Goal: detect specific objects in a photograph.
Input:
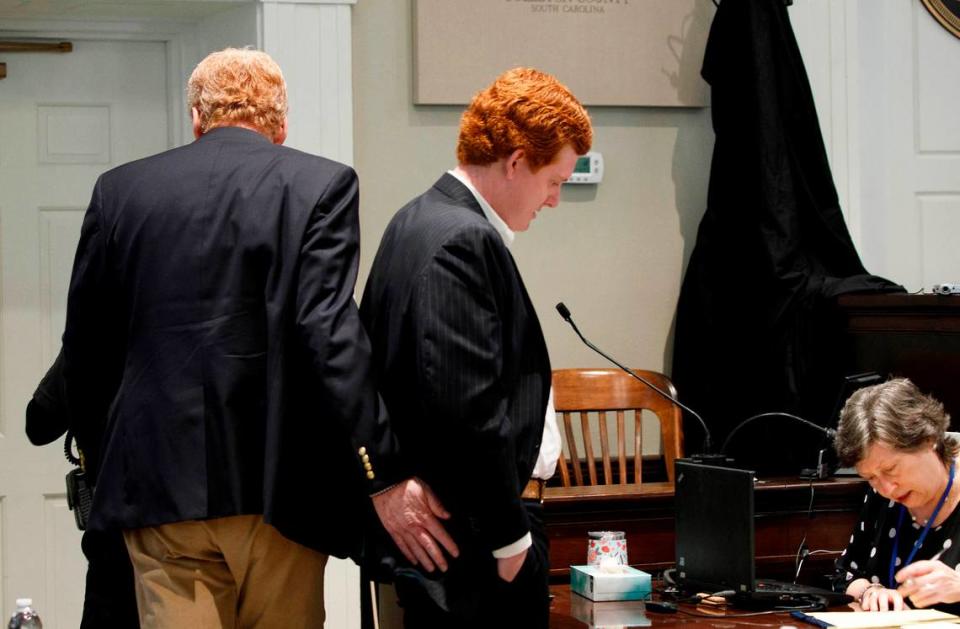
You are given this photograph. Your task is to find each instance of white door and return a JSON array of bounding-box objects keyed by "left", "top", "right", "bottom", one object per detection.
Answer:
[
  {"left": 0, "top": 38, "right": 169, "bottom": 627},
  {"left": 856, "top": 0, "right": 960, "bottom": 290}
]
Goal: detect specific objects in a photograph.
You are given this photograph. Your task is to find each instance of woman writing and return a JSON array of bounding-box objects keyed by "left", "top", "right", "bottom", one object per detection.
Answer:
[{"left": 834, "top": 378, "right": 960, "bottom": 612}]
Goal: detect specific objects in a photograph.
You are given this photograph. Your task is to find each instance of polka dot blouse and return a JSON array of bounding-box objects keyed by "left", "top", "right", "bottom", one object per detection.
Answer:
[{"left": 833, "top": 487, "right": 960, "bottom": 613}]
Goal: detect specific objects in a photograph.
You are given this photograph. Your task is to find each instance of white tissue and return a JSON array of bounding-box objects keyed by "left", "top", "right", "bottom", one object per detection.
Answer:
[{"left": 599, "top": 556, "right": 626, "bottom": 574}]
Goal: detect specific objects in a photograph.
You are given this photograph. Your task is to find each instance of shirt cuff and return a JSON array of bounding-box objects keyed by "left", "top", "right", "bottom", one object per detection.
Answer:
[{"left": 492, "top": 531, "right": 532, "bottom": 559}]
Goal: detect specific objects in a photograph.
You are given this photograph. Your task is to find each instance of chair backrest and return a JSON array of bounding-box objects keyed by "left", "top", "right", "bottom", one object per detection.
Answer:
[{"left": 552, "top": 368, "right": 684, "bottom": 486}]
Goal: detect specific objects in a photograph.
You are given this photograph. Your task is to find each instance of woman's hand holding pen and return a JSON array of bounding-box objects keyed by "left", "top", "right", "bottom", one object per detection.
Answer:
[{"left": 896, "top": 550, "right": 960, "bottom": 608}]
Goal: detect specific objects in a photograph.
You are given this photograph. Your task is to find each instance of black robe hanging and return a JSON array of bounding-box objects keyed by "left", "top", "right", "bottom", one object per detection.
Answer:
[{"left": 672, "top": 0, "right": 903, "bottom": 473}]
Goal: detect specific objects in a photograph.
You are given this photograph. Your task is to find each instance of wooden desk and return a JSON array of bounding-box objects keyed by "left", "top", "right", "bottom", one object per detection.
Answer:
[
  {"left": 838, "top": 293, "right": 960, "bottom": 420},
  {"left": 549, "top": 585, "right": 814, "bottom": 628},
  {"left": 543, "top": 476, "right": 866, "bottom": 585}
]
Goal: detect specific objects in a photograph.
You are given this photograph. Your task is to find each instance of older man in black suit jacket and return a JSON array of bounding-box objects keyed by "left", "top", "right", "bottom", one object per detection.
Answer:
[
  {"left": 360, "top": 68, "right": 593, "bottom": 628},
  {"left": 61, "top": 48, "right": 453, "bottom": 628}
]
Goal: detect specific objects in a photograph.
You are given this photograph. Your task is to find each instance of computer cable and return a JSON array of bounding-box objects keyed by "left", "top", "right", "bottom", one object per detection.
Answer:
[
  {"left": 646, "top": 594, "right": 825, "bottom": 619},
  {"left": 660, "top": 567, "right": 677, "bottom": 586},
  {"left": 654, "top": 570, "right": 736, "bottom": 605},
  {"left": 793, "top": 477, "right": 817, "bottom": 582},
  {"left": 653, "top": 574, "right": 828, "bottom": 616},
  {"left": 644, "top": 600, "right": 678, "bottom": 613},
  {"left": 791, "top": 478, "right": 844, "bottom": 583},
  {"left": 652, "top": 569, "right": 698, "bottom": 604},
  {"left": 672, "top": 599, "right": 826, "bottom": 619}
]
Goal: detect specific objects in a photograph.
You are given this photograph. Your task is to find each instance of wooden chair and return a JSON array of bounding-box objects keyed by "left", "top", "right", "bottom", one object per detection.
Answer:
[{"left": 552, "top": 368, "right": 684, "bottom": 486}]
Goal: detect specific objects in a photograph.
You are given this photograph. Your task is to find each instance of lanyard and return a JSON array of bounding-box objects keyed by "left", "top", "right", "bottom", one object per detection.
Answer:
[{"left": 887, "top": 461, "right": 955, "bottom": 587}]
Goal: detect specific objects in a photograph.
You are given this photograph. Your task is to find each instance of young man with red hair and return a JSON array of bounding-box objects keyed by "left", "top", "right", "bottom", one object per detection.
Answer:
[{"left": 360, "top": 67, "right": 592, "bottom": 628}]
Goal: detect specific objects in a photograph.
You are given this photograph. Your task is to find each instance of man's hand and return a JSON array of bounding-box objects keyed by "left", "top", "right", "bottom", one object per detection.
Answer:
[
  {"left": 897, "top": 559, "right": 960, "bottom": 608},
  {"left": 497, "top": 547, "right": 528, "bottom": 583},
  {"left": 371, "top": 477, "right": 459, "bottom": 572}
]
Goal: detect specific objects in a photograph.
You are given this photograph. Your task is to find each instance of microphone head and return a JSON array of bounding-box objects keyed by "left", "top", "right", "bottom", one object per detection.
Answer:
[{"left": 555, "top": 302, "right": 571, "bottom": 321}]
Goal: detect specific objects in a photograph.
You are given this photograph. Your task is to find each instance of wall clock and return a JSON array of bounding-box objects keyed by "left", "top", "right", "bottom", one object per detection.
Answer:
[{"left": 920, "top": 0, "right": 960, "bottom": 39}]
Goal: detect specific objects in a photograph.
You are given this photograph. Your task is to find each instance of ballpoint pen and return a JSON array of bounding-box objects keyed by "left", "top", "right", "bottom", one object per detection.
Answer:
[{"left": 900, "top": 548, "right": 947, "bottom": 592}]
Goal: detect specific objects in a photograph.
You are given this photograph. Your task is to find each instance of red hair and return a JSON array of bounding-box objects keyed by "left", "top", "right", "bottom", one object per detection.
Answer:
[
  {"left": 188, "top": 48, "right": 287, "bottom": 137},
  {"left": 456, "top": 67, "right": 592, "bottom": 171}
]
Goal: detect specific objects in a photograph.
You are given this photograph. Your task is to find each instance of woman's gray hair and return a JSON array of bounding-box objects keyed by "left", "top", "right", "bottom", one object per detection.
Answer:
[{"left": 835, "top": 378, "right": 956, "bottom": 468}]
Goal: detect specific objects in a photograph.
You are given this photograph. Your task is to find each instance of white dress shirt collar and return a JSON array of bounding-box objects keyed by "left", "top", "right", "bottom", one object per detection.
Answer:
[{"left": 447, "top": 169, "right": 515, "bottom": 248}]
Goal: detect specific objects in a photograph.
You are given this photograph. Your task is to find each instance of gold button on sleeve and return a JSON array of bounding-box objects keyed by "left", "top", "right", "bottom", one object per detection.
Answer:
[
  {"left": 358, "top": 446, "right": 367, "bottom": 456},
  {"left": 366, "top": 471, "right": 375, "bottom": 480},
  {"left": 361, "top": 454, "right": 370, "bottom": 463}
]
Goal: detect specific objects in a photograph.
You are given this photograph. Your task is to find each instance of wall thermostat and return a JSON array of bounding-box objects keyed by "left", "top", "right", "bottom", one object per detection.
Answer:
[{"left": 566, "top": 151, "right": 603, "bottom": 184}]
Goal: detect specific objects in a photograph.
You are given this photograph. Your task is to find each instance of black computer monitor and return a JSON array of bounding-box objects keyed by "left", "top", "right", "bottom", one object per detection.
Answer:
[{"left": 675, "top": 459, "right": 756, "bottom": 594}]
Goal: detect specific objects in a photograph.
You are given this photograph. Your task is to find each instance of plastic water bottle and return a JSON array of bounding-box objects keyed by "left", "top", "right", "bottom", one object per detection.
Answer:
[{"left": 8, "top": 599, "right": 42, "bottom": 629}]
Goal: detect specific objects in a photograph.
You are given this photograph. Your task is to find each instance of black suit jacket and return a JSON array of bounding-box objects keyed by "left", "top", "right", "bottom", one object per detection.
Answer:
[
  {"left": 360, "top": 173, "right": 551, "bottom": 555},
  {"left": 62, "top": 127, "right": 400, "bottom": 558}
]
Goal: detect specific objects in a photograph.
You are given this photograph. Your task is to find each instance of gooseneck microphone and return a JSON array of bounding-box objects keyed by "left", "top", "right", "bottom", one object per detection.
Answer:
[
  {"left": 555, "top": 302, "right": 715, "bottom": 454},
  {"left": 720, "top": 413, "right": 837, "bottom": 456}
]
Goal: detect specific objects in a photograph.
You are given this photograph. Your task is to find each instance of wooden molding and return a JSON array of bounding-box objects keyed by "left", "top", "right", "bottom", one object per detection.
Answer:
[
  {"left": 0, "top": 41, "right": 71, "bottom": 79},
  {"left": 0, "top": 41, "right": 72, "bottom": 53}
]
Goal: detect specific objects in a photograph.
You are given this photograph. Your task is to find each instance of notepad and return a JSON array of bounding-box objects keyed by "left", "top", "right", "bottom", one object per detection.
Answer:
[{"left": 800, "top": 609, "right": 959, "bottom": 628}]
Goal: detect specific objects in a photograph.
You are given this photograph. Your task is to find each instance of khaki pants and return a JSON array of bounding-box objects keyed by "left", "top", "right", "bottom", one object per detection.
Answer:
[{"left": 123, "top": 515, "right": 328, "bottom": 629}]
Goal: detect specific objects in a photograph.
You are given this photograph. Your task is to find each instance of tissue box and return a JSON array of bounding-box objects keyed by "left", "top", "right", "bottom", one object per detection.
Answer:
[
  {"left": 569, "top": 594, "right": 651, "bottom": 628},
  {"left": 570, "top": 565, "right": 652, "bottom": 602}
]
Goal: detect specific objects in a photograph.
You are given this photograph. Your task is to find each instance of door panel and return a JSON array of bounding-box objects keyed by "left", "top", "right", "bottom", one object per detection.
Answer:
[{"left": 0, "top": 38, "right": 168, "bottom": 627}]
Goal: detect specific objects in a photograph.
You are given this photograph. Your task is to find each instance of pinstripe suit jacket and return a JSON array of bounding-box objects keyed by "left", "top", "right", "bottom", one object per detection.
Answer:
[{"left": 360, "top": 173, "right": 551, "bottom": 554}]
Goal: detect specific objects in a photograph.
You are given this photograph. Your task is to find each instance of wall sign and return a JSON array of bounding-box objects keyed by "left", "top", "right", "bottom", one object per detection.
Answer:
[{"left": 413, "top": 0, "right": 713, "bottom": 107}]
